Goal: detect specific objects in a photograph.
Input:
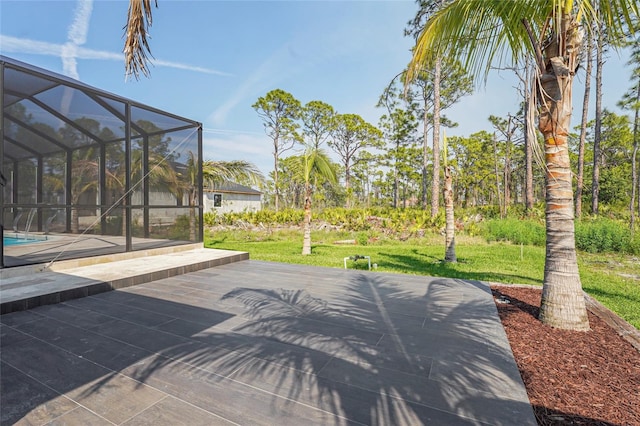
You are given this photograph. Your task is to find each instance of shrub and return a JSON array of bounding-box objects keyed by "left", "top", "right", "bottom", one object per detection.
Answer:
[
  {"left": 575, "top": 218, "right": 633, "bottom": 254},
  {"left": 203, "top": 212, "right": 219, "bottom": 226},
  {"left": 481, "top": 218, "right": 545, "bottom": 246},
  {"left": 356, "top": 231, "right": 369, "bottom": 246}
]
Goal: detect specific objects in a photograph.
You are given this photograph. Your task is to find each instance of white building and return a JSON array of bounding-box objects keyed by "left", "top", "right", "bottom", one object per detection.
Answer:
[{"left": 204, "top": 182, "right": 262, "bottom": 214}]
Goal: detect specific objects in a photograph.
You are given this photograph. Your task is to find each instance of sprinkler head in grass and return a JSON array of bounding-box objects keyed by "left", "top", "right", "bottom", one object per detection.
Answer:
[{"left": 495, "top": 296, "right": 511, "bottom": 304}]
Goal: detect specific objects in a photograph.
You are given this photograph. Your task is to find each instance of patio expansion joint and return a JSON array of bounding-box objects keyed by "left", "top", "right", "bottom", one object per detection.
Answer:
[{"left": 1, "top": 343, "right": 117, "bottom": 425}]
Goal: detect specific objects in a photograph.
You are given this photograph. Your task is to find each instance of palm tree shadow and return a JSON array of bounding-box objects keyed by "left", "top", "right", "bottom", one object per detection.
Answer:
[
  {"left": 380, "top": 250, "right": 539, "bottom": 285},
  {"left": 123, "top": 270, "right": 536, "bottom": 424},
  {"left": 2, "top": 265, "right": 547, "bottom": 424}
]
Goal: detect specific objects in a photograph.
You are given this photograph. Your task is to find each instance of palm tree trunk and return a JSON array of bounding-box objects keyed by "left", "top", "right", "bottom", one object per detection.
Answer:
[
  {"left": 189, "top": 190, "right": 197, "bottom": 241},
  {"left": 443, "top": 165, "right": 456, "bottom": 262},
  {"left": 537, "top": 61, "right": 589, "bottom": 331},
  {"left": 302, "top": 183, "right": 312, "bottom": 255},
  {"left": 120, "top": 195, "right": 127, "bottom": 238},
  {"left": 71, "top": 207, "right": 79, "bottom": 234}
]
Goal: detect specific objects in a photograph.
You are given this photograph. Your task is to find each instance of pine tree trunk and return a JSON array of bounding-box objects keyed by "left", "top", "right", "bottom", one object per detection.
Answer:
[
  {"left": 443, "top": 165, "right": 456, "bottom": 262},
  {"left": 422, "top": 107, "right": 429, "bottom": 209},
  {"left": 591, "top": 27, "right": 603, "bottom": 215},
  {"left": 576, "top": 31, "right": 593, "bottom": 218},
  {"left": 630, "top": 82, "right": 639, "bottom": 232},
  {"left": 631, "top": 139, "right": 638, "bottom": 231},
  {"left": 431, "top": 57, "right": 442, "bottom": 218},
  {"left": 393, "top": 160, "right": 399, "bottom": 209},
  {"left": 274, "top": 150, "right": 280, "bottom": 213},
  {"left": 524, "top": 62, "right": 535, "bottom": 212},
  {"left": 524, "top": 119, "right": 534, "bottom": 211},
  {"left": 537, "top": 51, "right": 589, "bottom": 331},
  {"left": 345, "top": 166, "right": 351, "bottom": 209},
  {"left": 492, "top": 133, "right": 504, "bottom": 218},
  {"left": 504, "top": 139, "right": 511, "bottom": 211}
]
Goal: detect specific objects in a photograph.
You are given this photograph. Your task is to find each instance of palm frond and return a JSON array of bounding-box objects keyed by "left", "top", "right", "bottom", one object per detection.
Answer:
[
  {"left": 203, "top": 160, "right": 265, "bottom": 188},
  {"left": 303, "top": 148, "right": 337, "bottom": 186},
  {"left": 407, "top": 0, "right": 638, "bottom": 86},
  {"left": 408, "top": 0, "right": 545, "bottom": 85},
  {"left": 124, "top": 0, "right": 157, "bottom": 80}
]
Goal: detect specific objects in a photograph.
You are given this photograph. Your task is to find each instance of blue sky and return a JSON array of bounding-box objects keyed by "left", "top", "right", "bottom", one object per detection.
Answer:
[{"left": 0, "top": 0, "right": 634, "bottom": 175}]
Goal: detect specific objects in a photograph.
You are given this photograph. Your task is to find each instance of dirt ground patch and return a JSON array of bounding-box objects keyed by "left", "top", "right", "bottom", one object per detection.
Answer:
[{"left": 491, "top": 285, "right": 640, "bottom": 426}]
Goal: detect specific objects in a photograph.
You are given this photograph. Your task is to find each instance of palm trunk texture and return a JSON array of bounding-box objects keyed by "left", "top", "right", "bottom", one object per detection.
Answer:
[
  {"left": 189, "top": 191, "right": 197, "bottom": 242},
  {"left": 537, "top": 29, "right": 589, "bottom": 330},
  {"left": 71, "top": 207, "right": 79, "bottom": 234},
  {"left": 302, "top": 184, "right": 312, "bottom": 255},
  {"left": 443, "top": 165, "right": 456, "bottom": 262}
]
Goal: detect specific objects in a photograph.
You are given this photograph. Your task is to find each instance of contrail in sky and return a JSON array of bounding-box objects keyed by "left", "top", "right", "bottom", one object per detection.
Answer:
[
  {"left": 0, "top": 35, "right": 230, "bottom": 77},
  {"left": 0, "top": 0, "right": 227, "bottom": 80},
  {"left": 59, "top": 0, "right": 93, "bottom": 115},
  {"left": 62, "top": 0, "right": 93, "bottom": 79}
]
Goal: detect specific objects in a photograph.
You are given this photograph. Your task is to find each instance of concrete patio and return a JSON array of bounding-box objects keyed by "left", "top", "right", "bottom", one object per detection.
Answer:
[{"left": 1, "top": 258, "right": 536, "bottom": 425}]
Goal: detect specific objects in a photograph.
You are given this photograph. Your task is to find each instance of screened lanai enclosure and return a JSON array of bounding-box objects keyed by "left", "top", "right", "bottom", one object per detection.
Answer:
[{"left": 1, "top": 56, "right": 203, "bottom": 268}]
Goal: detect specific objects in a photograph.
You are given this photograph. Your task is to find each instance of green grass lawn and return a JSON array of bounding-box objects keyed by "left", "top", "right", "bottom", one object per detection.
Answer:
[{"left": 205, "top": 229, "right": 640, "bottom": 329}]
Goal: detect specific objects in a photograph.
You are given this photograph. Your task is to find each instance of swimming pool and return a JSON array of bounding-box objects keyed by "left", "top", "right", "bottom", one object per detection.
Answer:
[{"left": 3, "top": 236, "right": 45, "bottom": 246}]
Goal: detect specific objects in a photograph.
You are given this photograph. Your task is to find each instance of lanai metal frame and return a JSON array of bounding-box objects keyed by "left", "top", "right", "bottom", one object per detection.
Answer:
[{"left": 1, "top": 56, "right": 203, "bottom": 268}]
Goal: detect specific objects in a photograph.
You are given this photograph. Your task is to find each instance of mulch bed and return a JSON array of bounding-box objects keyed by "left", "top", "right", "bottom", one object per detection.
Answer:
[{"left": 491, "top": 285, "right": 640, "bottom": 426}]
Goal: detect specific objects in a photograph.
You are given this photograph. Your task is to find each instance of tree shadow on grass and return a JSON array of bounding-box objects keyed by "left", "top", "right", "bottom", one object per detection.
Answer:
[
  {"left": 379, "top": 251, "right": 540, "bottom": 285},
  {"left": 583, "top": 285, "right": 640, "bottom": 304}
]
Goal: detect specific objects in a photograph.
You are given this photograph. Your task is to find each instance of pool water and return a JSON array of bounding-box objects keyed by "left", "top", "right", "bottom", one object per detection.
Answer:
[{"left": 3, "top": 236, "right": 44, "bottom": 246}]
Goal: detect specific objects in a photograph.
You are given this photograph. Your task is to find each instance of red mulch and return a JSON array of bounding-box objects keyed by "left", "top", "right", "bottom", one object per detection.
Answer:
[{"left": 491, "top": 286, "right": 640, "bottom": 426}]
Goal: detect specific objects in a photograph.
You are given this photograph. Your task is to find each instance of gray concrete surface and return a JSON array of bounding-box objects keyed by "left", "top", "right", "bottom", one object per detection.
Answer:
[
  {"left": 0, "top": 247, "right": 248, "bottom": 314},
  {"left": 1, "top": 260, "right": 537, "bottom": 425}
]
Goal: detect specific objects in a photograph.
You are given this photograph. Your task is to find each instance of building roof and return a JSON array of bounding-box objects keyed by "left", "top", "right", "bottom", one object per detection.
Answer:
[
  {"left": 2, "top": 55, "right": 200, "bottom": 163},
  {"left": 206, "top": 181, "right": 262, "bottom": 195}
]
